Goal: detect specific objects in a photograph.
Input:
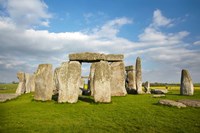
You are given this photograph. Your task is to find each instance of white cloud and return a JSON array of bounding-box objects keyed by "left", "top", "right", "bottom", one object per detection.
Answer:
[
  {"left": 152, "top": 9, "right": 173, "bottom": 27},
  {"left": 1, "top": 0, "right": 51, "bottom": 27},
  {"left": 193, "top": 41, "right": 200, "bottom": 45}
]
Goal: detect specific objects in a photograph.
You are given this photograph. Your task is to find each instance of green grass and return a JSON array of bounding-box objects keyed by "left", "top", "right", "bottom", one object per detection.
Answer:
[
  {"left": 0, "top": 84, "right": 18, "bottom": 93},
  {"left": 0, "top": 85, "right": 200, "bottom": 133}
]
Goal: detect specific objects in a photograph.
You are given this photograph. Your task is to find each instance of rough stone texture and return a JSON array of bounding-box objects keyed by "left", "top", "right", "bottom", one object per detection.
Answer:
[
  {"left": 110, "top": 62, "right": 127, "bottom": 96},
  {"left": 0, "top": 94, "right": 19, "bottom": 102},
  {"left": 15, "top": 72, "right": 26, "bottom": 95},
  {"left": 53, "top": 67, "right": 60, "bottom": 95},
  {"left": 94, "top": 61, "right": 111, "bottom": 103},
  {"left": 178, "top": 99, "right": 200, "bottom": 107},
  {"left": 136, "top": 57, "right": 143, "bottom": 94},
  {"left": 25, "top": 73, "right": 35, "bottom": 93},
  {"left": 127, "top": 69, "right": 136, "bottom": 90},
  {"left": 152, "top": 94, "right": 165, "bottom": 98},
  {"left": 89, "top": 63, "right": 96, "bottom": 96},
  {"left": 144, "top": 81, "right": 150, "bottom": 93},
  {"left": 158, "top": 99, "right": 186, "bottom": 108},
  {"left": 34, "top": 64, "right": 54, "bottom": 101},
  {"left": 151, "top": 89, "right": 168, "bottom": 94},
  {"left": 79, "top": 78, "right": 85, "bottom": 96},
  {"left": 125, "top": 65, "right": 134, "bottom": 71},
  {"left": 69, "top": 52, "right": 123, "bottom": 62},
  {"left": 180, "top": 69, "right": 194, "bottom": 96},
  {"left": 58, "top": 61, "right": 81, "bottom": 103}
]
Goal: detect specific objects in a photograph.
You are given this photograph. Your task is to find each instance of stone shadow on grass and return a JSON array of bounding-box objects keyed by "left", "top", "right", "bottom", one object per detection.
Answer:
[{"left": 79, "top": 96, "right": 95, "bottom": 103}]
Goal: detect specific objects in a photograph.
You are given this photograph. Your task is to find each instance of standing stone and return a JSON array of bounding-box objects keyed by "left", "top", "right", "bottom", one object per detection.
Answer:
[
  {"left": 125, "top": 65, "right": 136, "bottom": 93},
  {"left": 144, "top": 81, "right": 151, "bottom": 94},
  {"left": 136, "top": 57, "right": 143, "bottom": 94},
  {"left": 180, "top": 69, "right": 194, "bottom": 95},
  {"left": 53, "top": 67, "right": 60, "bottom": 95},
  {"left": 58, "top": 61, "right": 81, "bottom": 103},
  {"left": 89, "top": 63, "right": 96, "bottom": 96},
  {"left": 25, "top": 73, "right": 35, "bottom": 93},
  {"left": 15, "top": 72, "right": 26, "bottom": 95},
  {"left": 34, "top": 64, "right": 54, "bottom": 101},
  {"left": 94, "top": 61, "right": 111, "bottom": 103},
  {"left": 110, "top": 61, "right": 127, "bottom": 96},
  {"left": 79, "top": 78, "right": 85, "bottom": 95}
]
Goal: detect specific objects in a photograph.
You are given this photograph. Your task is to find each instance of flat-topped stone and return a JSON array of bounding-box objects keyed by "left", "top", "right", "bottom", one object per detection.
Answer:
[{"left": 69, "top": 52, "right": 123, "bottom": 62}]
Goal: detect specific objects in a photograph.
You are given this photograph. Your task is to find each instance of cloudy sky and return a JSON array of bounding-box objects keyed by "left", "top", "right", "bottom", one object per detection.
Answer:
[{"left": 0, "top": 0, "right": 199, "bottom": 83}]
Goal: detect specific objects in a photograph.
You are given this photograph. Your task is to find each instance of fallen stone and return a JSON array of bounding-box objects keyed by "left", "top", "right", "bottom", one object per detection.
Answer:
[
  {"left": 69, "top": 52, "right": 123, "bottom": 62},
  {"left": 15, "top": 72, "right": 26, "bottom": 95},
  {"left": 0, "top": 94, "right": 19, "bottom": 102},
  {"left": 58, "top": 61, "right": 81, "bottom": 103},
  {"left": 152, "top": 94, "right": 165, "bottom": 98},
  {"left": 180, "top": 69, "right": 194, "bottom": 95},
  {"left": 136, "top": 57, "right": 143, "bottom": 94},
  {"left": 34, "top": 64, "right": 54, "bottom": 101},
  {"left": 178, "top": 99, "right": 200, "bottom": 107},
  {"left": 158, "top": 99, "right": 186, "bottom": 108},
  {"left": 110, "top": 61, "right": 127, "bottom": 96},
  {"left": 151, "top": 89, "right": 168, "bottom": 94},
  {"left": 94, "top": 61, "right": 111, "bottom": 103}
]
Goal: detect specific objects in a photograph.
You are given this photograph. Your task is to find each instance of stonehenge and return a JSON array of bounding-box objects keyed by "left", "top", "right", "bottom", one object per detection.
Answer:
[
  {"left": 180, "top": 69, "right": 194, "bottom": 95},
  {"left": 14, "top": 52, "right": 196, "bottom": 104}
]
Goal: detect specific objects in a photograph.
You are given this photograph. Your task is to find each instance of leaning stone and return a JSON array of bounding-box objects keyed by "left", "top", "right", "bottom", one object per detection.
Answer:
[
  {"left": 144, "top": 81, "right": 151, "bottom": 93},
  {"left": 89, "top": 63, "right": 96, "bottom": 96},
  {"left": 178, "top": 99, "right": 200, "bottom": 107},
  {"left": 34, "top": 64, "right": 54, "bottom": 101},
  {"left": 158, "top": 99, "right": 186, "bottom": 108},
  {"left": 15, "top": 72, "right": 26, "bottom": 95},
  {"left": 180, "top": 69, "right": 194, "bottom": 95},
  {"left": 136, "top": 57, "right": 143, "bottom": 94},
  {"left": 94, "top": 61, "right": 111, "bottom": 103},
  {"left": 152, "top": 94, "right": 165, "bottom": 98},
  {"left": 58, "top": 61, "right": 81, "bottom": 103},
  {"left": 110, "top": 61, "right": 127, "bottom": 96}
]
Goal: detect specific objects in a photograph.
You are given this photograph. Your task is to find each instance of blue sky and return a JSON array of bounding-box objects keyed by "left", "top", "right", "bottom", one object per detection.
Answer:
[{"left": 0, "top": 0, "right": 200, "bottom": 83}]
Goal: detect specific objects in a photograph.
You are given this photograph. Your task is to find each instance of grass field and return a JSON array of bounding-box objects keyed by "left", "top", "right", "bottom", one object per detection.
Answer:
[
  {"left": 0, "top": 84, "right": 200, "bottom": 133},
  {"left": 0, "top": 84, "right": 18, "bottom": 93}
]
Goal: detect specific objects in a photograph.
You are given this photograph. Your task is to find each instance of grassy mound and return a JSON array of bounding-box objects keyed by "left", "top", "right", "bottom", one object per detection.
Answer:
[{"left": 0, "top": 88, "right": 200, "bottom": 133}]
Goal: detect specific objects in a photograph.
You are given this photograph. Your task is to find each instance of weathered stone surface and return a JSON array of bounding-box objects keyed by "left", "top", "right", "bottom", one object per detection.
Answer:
[
  {"left": 136, "top": 57, "right": 143, "bottom": 94},
  {"left": 152, "top": 94, "right": 165, "bottom": 98},
  {"left": 79, "top": 78, "right": 85, "bottom": 96},
  {"left": 125, "top": 65, "right": 134, "bottom": 71},
  {"left": 25, "top": 73, "right": 35, "bottom": 93},
  {"left": 89, "top": 63, "right": 96, "bottom": 96},
  {"left": 94, "top": 61, "right": 111, "bottom": 103},
  {"left": 180, "top": 69, "right": 194, "bottom": 95},
  {"left": 110, "top": 62, "right": 127, "bottom": 96},
  {"left": 15, "top": 72, "right": 26, "bottom": 95},
  {"left": 144, "top": 81, "right": 150, "bottom": 93},
  {"left": 105, "top": 54, "right": 124, "bottom": 61},
  {"left": 53, "top": 67, "right": 60, "bottom": 95},
  {"left": 58, "top": 61, "right": 81, "bottom": 103},
  {"left": 69, "top": 52, "right": 123, "bottom": 62},
  {"left": 34, "top": 64, "right": 54, "bottom": 101},
  {"left": 126, "top": 67, "right": 136, "bottom": 93},
  {"left": 158, "top": 99, "right": 186, "bottom": 108},
  {"left": 151, "top": 89, "right": 168, "bottom": 94},
  {"left": 178, "top": 99, "right": 200, "bottom": 107},
  {"left": 0, "top": 94, "right": 19, "bottom": 102}
]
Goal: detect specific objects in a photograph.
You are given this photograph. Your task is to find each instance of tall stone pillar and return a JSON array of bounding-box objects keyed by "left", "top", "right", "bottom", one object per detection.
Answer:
[
  {"left": 110, "top": 61, "right": 127, "bottom": 96},
  {"left": 89, "top": 63, "right": 96, "bottom": 96},
  {"left": 34, "top": 64, "right": 54, "bottom": 101},
  {"left": 125, "top": 65, "right": 136, "bottom": 93},
  {"left": 16, "top": 72, "right": 26, "bottom": 95},
  {"left": 180, "top": 69, "right": 194, "bottom": 95},
  {"left": 136, "top": 57, "right": 143, "bottom": 94},
  {"left": 53, "top": 67, "right": 60, "bottom": 95},
  {"left": 25, "top": 73, "right": 35, "bottom": 93},
  {"left": 94, "top": 61, "right": 111, "bottom": 103},
  {"left": 58, "top": 61, "right": 81, "bottom": 103}
]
